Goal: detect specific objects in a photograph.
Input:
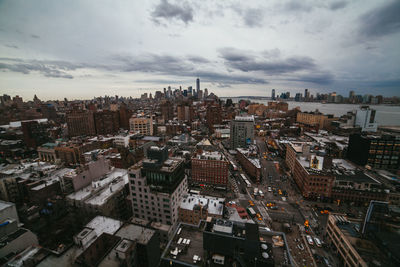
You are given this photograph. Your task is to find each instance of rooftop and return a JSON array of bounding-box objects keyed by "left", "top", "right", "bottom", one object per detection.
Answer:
[
  {"left": 195, "top": 151, "right": 226, "bottom": 161},
  {"left": 180, "top": 194, "right": 225, "bottom": 216},
  {"left": 115, "top": 223, "right": 156, "bottom": 245},
  {"left": 236, "top": 147, "right": 261, "bottom": 169},
  {"left": 234, "top": 115, "right": 255, "bottom": 122},
  {"left": 163, "top": 223, "right": 205, "bottom": 266},
  {"left": 66, "top": 168, "right": 127, "bottom": 202},
  {"left": 85, "top": 216, "right": 123, "bottom": 237}
]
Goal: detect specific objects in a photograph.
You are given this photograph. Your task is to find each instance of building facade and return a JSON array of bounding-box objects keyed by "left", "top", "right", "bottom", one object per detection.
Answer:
[
  {"left": 191, "top": 151, "right": 229, "bottom": 186},
  {"left": 66, "top": 109, "right": 96, "bottom": 137},
  {"left": 129, "top": 117, "right": 153, "bottom": 136},
  {"left": 230, "top": 116, "right": 254, "bottom": 149},
  {"left": 128, "top": 147, "right": 187, "bottom": 226},
  {"left": 347, "top": 134, "right": 400, "bottom": 170}
]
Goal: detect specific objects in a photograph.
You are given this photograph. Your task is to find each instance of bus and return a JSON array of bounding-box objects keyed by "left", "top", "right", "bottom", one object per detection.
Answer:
[{"left": 247, "top": 207, "right": 256, "bottom": 217}]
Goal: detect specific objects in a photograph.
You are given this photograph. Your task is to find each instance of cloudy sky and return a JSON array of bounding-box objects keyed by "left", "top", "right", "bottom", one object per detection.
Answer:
[{"left": 0, "top": 0, "right": 399, "bottom": 100}]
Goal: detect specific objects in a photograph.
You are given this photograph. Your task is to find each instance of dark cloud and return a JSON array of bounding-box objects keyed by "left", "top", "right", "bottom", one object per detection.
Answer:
[
  {"left": 359, "top": 1, "right": 400, "bottom": 38},
  {"left": 0, "top": 58, "right": 79, "bottom": 79},
  {"left": 329, "top": 1, "right": 348, "bottom": 11},
  {"left": 242, "top": 8, "right": 263, "bottom": 27},
  {"left": 231, "top": 6, "right": 264, "bottom": 28},
  {"left": 151, "top": 0, "right": 194, "bottom": 25},
  {"left": 281, "top": 1, "right": 313, "bottom": 13},
  {"left": 0, "top": 61, "right": 73, "bottom": 79},
  {"left": 370, "top": 79, "right": 400, "bottom": 88},
  {"left": 4, "top": 44, "right": 18, "bottom": 49},
  {"left": 288, "top": 72, "right": 334, "bottom": 85},
  {"left": 186, "top": 55, "right": 210, "bottom": 64},
  {"left": 30, "top": 34, "right": 40, "bottom": 39},
  {"left": 111, "top": 53, "right": 267, "bottom": 85},
  {"left": 219, "top": 47, "right": 316, "bottom": 75}
]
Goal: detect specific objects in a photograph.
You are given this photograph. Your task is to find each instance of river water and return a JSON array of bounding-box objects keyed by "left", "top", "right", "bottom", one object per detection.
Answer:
[{"left": 221, "top": 97, "right": 400, "bottom": 126}]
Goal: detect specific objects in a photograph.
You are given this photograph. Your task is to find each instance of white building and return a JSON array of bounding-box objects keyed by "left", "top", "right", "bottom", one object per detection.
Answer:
[
  {"left": 128, "top": 157, "right": 187, "bottom": 227},
  {"left": 355, "top": 106, "right": 378, "bottom": 132},
  {"left": 113, "top": 133, "right": 136, "bottom": 148}
]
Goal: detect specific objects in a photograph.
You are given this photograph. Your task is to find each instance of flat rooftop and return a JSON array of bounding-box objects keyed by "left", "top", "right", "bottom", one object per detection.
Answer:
[
  {"left": 0, "top": 200, "right": 14, "bottom": 211},
  {"left": 180, "top": 194, "right": 225, "bottom": 216},
  {"left": 164, "top": 223, "right": 204, "bottom": 266},
  {"left": 114, "top": 223, "right": 156, "bottom": 245},
  {"left": 66, "top": 168, "right": 127, "bottom": 201},
  {"left": 85, "top": 216, "right": 123, "bottom": 237},
  {"left": 234, "top": 115, "right": 254, "bottom": 122}
]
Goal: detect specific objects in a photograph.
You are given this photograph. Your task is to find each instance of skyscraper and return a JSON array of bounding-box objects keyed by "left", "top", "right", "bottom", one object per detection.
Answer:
[
  {"left": 196, "top": 78, "right": 200, "bottom": 93},
  {"left": 271, "top": 89, "right": 276, "bottom": 100},
  {"left": 304, "top": 89, "right": 310, "bottom": 100}
]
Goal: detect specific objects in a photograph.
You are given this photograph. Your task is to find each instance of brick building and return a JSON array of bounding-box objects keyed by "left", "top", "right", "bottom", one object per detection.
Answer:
[
  {"left": 296, "top": 111, "right": 336, "bottom": 130},
  {"left": 191, "top": 151, "right": 229, "bottom": 186},
  {"left": 94, "top": 110, "right": 120, "bottom": 135},
  {"left": 236, "top": 147, "right": 261, "bottom": 183},
  {"left": 66, "top": 109, "right": 96, "bottom": 137},
  {"left": 160, "top": 100, "right": 174, "bottom": 122}
]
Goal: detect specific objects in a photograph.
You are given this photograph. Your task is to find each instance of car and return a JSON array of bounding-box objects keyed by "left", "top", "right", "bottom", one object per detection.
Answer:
[
  {"left": 314, "top": 237, "right": 322, "bottom": 247},
  {"left": 270, "top": 206, "right": 278, "bottom": 210},
  {"left": 267, "top": 186, "right": 272, "bottom": 192},
  {"left": 306, "top": 235, "right": 314, "bottom": 246}
]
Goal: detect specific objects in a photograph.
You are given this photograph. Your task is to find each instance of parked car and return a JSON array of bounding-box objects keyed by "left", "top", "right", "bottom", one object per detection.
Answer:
[
  {"left": 306, "top": 235, "right": 314, "bottom": 246},
  {"left": 314, "top": 237, "right": 322, "bottom": 247}
]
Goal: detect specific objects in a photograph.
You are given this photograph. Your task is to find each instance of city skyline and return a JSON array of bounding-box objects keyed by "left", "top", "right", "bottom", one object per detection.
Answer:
[{"left": 1, "top": 0, "right": 400, "bottom": 100}]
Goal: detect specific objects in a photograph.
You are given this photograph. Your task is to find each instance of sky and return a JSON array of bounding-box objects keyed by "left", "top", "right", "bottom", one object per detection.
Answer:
[{"left": 0, "top": 0, "right": 399, "bottom": 100}]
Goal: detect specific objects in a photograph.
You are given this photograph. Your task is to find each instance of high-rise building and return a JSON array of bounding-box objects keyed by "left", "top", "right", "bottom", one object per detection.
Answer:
[
  {"left": 21, "top": 120, "right": 49, "bottom": 149},
  {"left": 118, "top": 103, "right": 131, "bottom": 130},
  {"left": 304, "top": 89, "right": 310, "bottom": 100},
  {"left": 355, "top": 106, "right": 377, "bottom": 132},
  {"left": 129, "top": 117, "right": 153, "bottom": 136},
  {"left": 204, "top": 88, "right": 208, "bottom": 98},
  {"left": 230, "top": 116, "right": 255, "bottom": 149},
  {"left": 94, "top": 110, "right": 120, "bottom": 135},
  {"left": 191, "top": 151, "right": 229, "bottom": 186},
  {"left": 177, "top": 102, "right": 193, "bottom": 122},
  {"left": 128, "top": 146, "right": 187, "bottom": 226},
  {"left": 271, "top": 89, "right": 276, "bottom": 100},
  {"left": 66, "top": 109, "right": 96, "bottom": 137},
  {"left": 347, "top": 133, "right": 400, "bottom": 170},
  {"left": 196, "top": 78, "right": 200, "bottom": 93},
  {"left": 160, "top": 100, "right": 174, "bottom": 122},
  {"left": 206, "top": 104, "right": 222, "bottom": 131}
]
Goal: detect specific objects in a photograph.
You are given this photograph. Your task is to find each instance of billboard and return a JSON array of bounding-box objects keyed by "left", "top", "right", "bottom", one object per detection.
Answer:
[{"left": 310, "top": 155, "right": 323, "bottom": 170}]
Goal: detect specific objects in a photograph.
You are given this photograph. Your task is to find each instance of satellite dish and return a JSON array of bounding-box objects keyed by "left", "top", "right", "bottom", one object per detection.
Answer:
[
  {"left": 262, "top": 252, "right": 269, "bottom": 259},
  {"left": 261, "top": 244, "right": 268, "bottom": 250}
]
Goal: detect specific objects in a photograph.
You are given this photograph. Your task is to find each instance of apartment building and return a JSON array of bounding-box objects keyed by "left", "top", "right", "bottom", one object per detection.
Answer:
[
  {"left": 230, "top": 116, "right": 254, "bottom": 149},
  {"left": 128, "top": 146, "right": 187, "bottom": 226},
  {"left": 129, "top": 117, "right": 153, "bottom": 136},
  {"left": 191, "top": 151, "right": 229, "bottom": 186}
]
